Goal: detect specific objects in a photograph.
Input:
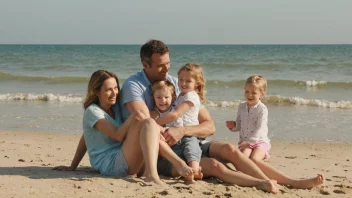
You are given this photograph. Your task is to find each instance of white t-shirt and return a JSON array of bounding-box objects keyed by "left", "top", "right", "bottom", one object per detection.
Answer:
[{"left": 174, "top": 91, "right": 200, "bottom": 126}]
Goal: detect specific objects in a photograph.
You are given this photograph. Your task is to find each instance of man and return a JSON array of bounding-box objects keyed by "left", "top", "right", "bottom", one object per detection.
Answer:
[{"left": 119, "top": 39, "right": 279, "bottom": 192}]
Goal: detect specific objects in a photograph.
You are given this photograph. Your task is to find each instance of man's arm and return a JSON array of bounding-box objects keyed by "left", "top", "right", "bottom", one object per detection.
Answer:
[
  {"left": 126, "top": 101, "right": 150, "bottom": 118},
  {"left": 163, "top": 107, "right": 215, "bottom": 146}
]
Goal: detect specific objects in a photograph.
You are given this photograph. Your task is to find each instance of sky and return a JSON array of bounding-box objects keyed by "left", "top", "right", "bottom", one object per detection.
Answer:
[{"left": 1, "top": 0, "right": 352, "bottom": 44}]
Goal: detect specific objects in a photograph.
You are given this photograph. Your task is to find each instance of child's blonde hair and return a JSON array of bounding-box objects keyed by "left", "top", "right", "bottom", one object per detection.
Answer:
[
  {"left": 178, "top": 63, "right": 206, "bottom": 104},
  {"left": 151, "top": 80, "right": 177, "bottom": 102},
  {"left": 246, "top": 75, "right": 267, "bottom": 93}
]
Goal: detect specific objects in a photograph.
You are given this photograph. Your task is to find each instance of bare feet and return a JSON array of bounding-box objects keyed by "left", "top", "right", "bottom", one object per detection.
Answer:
[
  {"left": 192, "top": 166, "right": 203, "bottom": 180},
  {"left": 174, "top": 162, "right": 194, "bottom": 184},
  {"left": 143, "top": 177, "right": 168, "bottom": 188},
  {"left": 291, "top": 174, "right": 325, "bottom": 189},
  {"left": 256, "top": 180, "right": 278, "bottom": 194}
]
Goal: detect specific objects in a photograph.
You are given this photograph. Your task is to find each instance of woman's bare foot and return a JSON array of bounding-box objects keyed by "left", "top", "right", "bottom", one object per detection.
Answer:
[
  {"left": 256, "top": 180, "right": 278, "bottom": 194},
  {"left": 291, "top": 174, "right": 324, "bottom": 189},
  {"left": 144, "top": 177, "right": 168, "bottom": 187},
  {"left": 192, "top": 166, "right": 203, "bottom": 180}
]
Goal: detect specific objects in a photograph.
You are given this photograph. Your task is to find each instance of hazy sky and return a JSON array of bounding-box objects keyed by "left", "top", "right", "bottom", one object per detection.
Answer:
[{"left": 1, "top": 0, "right": 351, "bottom": 44}]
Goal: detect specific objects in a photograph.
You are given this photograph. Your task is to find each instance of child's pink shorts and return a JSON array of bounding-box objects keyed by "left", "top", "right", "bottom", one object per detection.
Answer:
[{"left": 239, "top": 141, "right": 271, "bottom": 159}]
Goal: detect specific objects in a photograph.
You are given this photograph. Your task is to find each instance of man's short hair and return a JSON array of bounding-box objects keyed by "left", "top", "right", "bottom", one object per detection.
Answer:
[{"left": 140, "top": 39, "right": 169, "bottom": 64}]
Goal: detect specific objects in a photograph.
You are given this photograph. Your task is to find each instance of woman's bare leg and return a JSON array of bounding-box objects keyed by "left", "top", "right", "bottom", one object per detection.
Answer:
[{"left": 122, "top": 118, "right": 164, "bottom": 185}]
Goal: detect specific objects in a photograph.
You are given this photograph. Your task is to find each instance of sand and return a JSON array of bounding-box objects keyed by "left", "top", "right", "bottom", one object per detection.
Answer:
[{"left": 0, "top": 130, "right": 351, "bottom": 198}]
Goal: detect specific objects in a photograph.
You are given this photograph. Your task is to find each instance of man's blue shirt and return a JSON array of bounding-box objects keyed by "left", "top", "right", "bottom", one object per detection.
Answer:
[{"left": 120, "top": 70, "right": 179, "bottom": 121}]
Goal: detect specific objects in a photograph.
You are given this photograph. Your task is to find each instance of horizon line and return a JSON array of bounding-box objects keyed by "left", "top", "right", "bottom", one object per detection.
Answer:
[{"left": 1, "top": 43, "right": 352, "bottom": 46}]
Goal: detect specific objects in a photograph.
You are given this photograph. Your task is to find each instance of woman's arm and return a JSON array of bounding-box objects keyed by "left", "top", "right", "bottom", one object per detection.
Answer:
[
  {"left": 95, "top": 110, "right": 145, "bottom": 142},
  {"left": 52, "top": 134, "right": 87, "bottom": 171},
  {"left": 156, "top": 101, "right": 193, "bottom": 126}
]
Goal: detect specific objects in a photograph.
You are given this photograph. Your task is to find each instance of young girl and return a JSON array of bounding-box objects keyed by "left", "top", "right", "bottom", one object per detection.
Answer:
[
  {"left": 226, "top": 75, "right": 271, "bottom": 162},
  {"left": 152, "top": 63, "right": 205, "bottom": 183}
]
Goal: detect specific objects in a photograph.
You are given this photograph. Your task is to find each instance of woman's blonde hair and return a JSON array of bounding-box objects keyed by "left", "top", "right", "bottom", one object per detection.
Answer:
[
  {"left": 83, "top": 70, "right": 120, "bottom": 109},
  {"left": 246, "top": 75, "right": 267, "bottom": 93},
  {"left": 151, "top": 80, "right": 176, "bottom": 102},
  {"left": 178, "top": 63, "right": 206, "bottom": 104}
]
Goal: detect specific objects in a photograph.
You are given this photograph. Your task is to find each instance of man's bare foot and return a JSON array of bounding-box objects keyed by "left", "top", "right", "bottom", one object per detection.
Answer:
[
  {"left": 256, "top": 180, "right": 278, "bottom": 194},
  {"left": 192, "top": 166, "right": 203, "bottom": 180},
  {"left": 291, "top": 174, "right": 324, "bottom": 189}
]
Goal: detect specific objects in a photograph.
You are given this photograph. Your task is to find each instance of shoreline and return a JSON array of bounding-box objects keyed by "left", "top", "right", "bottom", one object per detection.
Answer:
[{"left": 1, "top": 130, "right": 351, "bottom": 197}]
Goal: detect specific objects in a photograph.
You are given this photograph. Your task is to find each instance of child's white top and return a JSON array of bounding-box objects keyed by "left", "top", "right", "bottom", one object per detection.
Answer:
[
  {"left": 231, "top": 101, "right": 270, "bottom": 145},
  {"left": 174, "top": 90, "right": 200, "bottom": 126}
]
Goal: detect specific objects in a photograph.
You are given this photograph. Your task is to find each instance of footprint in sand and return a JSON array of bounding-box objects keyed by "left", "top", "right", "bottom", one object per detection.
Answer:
[
  {"left": 285, "top": 156, "right": 297, "bottom": 159},
  {"left": 319, "top": 189, "right": 330, "bottom": 195},
  {"left": 158, "top": 190, "right": 169, "bottom": 196},
  {"left": 332, "top": 176, "right": 347, "bottom": 179},
  {"left": 333, "top": 189, "right": 346, "bottom": 194}
]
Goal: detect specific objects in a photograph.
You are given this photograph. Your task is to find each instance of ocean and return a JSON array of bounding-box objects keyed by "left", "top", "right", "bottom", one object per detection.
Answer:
[{"left": 1, "top": 45, "right": 351, "bottom": 142}]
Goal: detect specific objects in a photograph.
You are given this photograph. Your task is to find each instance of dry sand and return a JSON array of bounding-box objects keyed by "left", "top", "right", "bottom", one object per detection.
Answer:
[{"left": 0, "top": 130, "right": 351, "bottom": 198}]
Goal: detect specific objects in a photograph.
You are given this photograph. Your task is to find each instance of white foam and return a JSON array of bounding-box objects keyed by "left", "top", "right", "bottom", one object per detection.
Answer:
[
  {"left": 207, "top": 95, "right": 352, "bottom": 109},
  {"left": 287, "top": 96, "right": 352, "bottom": 109},
  {"left": 206, "top": 100, "right": 243, "bottom": 108},
  {"left": 305, "top": 80, "right": 327, "bottom": 87},
  {"left": 0, "top": 93, "right": 83, "bottom": 103}
]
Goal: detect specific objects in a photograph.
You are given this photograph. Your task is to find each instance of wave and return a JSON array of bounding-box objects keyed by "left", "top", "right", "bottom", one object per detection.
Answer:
[
  {"left": 0, "top": 72, "right": 89, "bottom": 83},
  {"left": 0, "top": 93, "right": 83, "bottom": 102},
  {"left": 202, "top": 62, "right": 352, "bottom": 69},
  {"left": 1, "top": 93, "right": 351, "bottom": 109},
  {"left": 206, "top": 79, "right": 349, "bottom": 88},
  {"left": 207, "top": 95, "right": 352, "bottom": 109},
  {"left": 1, "top": 71, "right": 351, "bottom": 88}
]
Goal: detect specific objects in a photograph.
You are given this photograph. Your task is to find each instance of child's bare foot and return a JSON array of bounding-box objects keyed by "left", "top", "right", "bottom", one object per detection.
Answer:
[
  {"left": 174, "top": 162, "right": 194, "bottom": 184},
  {"left": 291, "top": 174, "right": 324, "bottom": 189},
  {"left": 192, "top": 166, "right": 203, "bottom": 180},
  {"left": 256, "top": 180, "right": 278, "bottom": 194}
]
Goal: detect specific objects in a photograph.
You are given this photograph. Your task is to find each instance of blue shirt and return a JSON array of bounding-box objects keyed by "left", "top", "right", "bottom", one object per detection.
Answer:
[
  {"left": 120, "top": 70, "right": 179, "bottom": 121},
  {"left": 83, "top": 103, "right": 124, "bottom": 176}
]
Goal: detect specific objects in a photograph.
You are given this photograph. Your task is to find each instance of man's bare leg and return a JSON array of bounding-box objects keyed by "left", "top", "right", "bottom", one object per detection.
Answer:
[
  {"left": 208, "top": 142, "right": 269, "bottom": 180},
  {"left": 200, "top": 157, "right": 278, "bottom": 193}
]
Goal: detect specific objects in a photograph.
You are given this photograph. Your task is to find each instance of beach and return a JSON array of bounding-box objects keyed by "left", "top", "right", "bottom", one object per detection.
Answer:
[
  {"left": 1, "top": 44, "right": 352, "bottom": 197},
  {"left": 1, "top": 130, "right": 351, "bottom": 198}
]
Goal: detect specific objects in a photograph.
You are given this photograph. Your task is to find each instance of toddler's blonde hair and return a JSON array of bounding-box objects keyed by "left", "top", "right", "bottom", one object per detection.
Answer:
[
  {"left": 151, "top": 80, "right": 177, "bottom": 102},
  {"left": 246, "top": 75, "right": 267, "bottom": 93}
]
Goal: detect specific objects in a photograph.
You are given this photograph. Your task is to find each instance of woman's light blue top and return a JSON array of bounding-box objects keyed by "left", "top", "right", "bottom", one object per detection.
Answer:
[{"left": 83, "top": 103, "right": 123, "bottom": 176}]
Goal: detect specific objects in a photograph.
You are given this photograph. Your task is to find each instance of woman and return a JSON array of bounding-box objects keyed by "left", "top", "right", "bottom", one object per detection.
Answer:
[{"left": 53, "top": 70, "right": 193, "bottom": 185}]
